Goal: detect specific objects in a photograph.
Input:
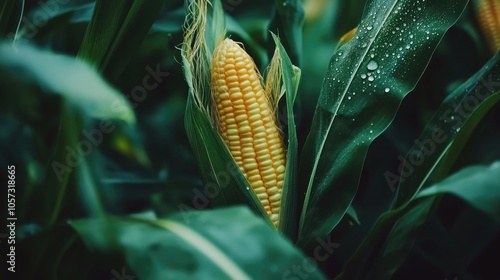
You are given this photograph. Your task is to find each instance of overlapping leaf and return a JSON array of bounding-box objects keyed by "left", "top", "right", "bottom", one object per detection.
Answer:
[
  {"left": 338, "top": 161, "right": 500, "bottom": 279},
  {"left": 393, "top": 52, "right": 500, "bottom": 208},
  {"left": 298, "top": 0, "right": 469, "bottom": 246},
  {"left": 77, "top": 0, "right": 164, "bottom": 81}
]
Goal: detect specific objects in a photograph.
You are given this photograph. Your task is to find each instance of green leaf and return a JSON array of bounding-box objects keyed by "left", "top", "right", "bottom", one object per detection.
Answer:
[
  {"left": 17, "top": 223, "right": 96, "bottom": 280},
  {"left": 346, "top": 205, "right": 361, "bottom": 225},
  {"left": 393, "top": 52, "right": 500, "bottom": 209},
  {"left": 298, "top": 0, "right": 469, "bottom": 247},
  {"left": 435, "top": 92, "right": 500, "bottom": 180},
  {"left": 338, "top": 161, "right": 500, "bottom": 279},
  {"left": 0, "top": 43, "right": 133, "bottom": 227},
  {"left": 271, "top": 33, "right": 301, "bottom": 240},
  {"left": 71, "top": 207, "right": 327, "bottom": 280},
  {"left": 370, "top": 162, "right": 500, "bottom": 279},
  {"left": 0, "top": 0, "right": 18, "bottom": 38},
  {"left": 77, "top": 0, "right": 164, "bottom": 81},
  {"left": 0, "top": 43, "right": 135, "bottom": 124},
  {"left": 207, "top": 0, "right": 226, "bottom": 52},
  {"left": 417, "top": 162, "right": 500, "bottom": 222},
  {"left": 269, "top": 0, "right": 304, "bottom": 65}
]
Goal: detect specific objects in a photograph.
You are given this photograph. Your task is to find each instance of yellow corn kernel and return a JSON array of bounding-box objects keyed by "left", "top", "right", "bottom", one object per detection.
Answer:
[
  {"left": 477, "top": 0, "right": 500, "bottom": 54},
  {"left": 211, "top": 39, "right": 286, "bottom": 228}
]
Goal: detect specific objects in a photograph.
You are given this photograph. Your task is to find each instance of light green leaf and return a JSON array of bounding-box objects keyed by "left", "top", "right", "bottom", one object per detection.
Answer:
[
  {"left": 271, "top": 33, "right": 301, "bottom": 240},
  {"left": 71, "top": 207, "right": 327, "bottom": 280},
  {"left": 0, "top": 43, "right": 135, "bottom": 124}
]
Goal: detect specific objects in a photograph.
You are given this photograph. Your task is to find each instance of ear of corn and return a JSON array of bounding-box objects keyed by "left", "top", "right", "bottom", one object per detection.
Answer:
[
  {"left": 477, "top": 0, "right": 500, "bottom": 54},
  {"left": 211, "top": 38, "right": 286, "bottom": 227}
]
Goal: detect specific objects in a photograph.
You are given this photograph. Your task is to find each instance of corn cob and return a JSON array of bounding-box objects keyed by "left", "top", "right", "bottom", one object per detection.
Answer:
[
  {"left": 477, "top": 0, "right": 500, "bottom": 54},
  {"left": 211, "top": 38, "right": 286, "bottom": 227}
]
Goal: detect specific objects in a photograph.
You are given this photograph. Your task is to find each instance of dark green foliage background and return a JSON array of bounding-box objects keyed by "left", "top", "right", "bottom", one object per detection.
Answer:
[{"left": 0, "top": 0, "right": 499, "bottom": 279}]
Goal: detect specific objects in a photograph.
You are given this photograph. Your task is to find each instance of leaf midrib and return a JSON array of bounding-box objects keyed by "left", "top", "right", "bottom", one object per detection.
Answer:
[{"left": 150, "top": 219, "right": 252, "bottom": 280}]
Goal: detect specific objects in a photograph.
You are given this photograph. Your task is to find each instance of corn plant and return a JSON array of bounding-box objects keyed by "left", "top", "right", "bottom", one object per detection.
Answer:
[{"left": 1, "top": 0, "right": 500, "bottom": 279}]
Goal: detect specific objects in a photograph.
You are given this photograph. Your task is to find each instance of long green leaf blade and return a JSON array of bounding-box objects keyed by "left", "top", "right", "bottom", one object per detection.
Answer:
[
  {"left": 392, "top": 53, "right": 500, "bottom": 209},
  {"left": 269, "top": 0, "right": 304, "bottom": 65},
  {"left": 298, "top": 0, "right": 469, "bottom": 246},
  {"left": 338, "top": 161, "right": 500, "bottom": 279},
  {"left": 271, "top": 33, "right": 301, "bottom": 240},
  {"left": 71, "top": 207, "right": 327, "bottom": 280},
  {"left": 0, "top": 0, "right": 18, "bottom": 38},
  {"left": 369, "top": 162, "right": 500, "bottom": 279},
  {"left": 77, "top": 0, "right": 164, "bottom": 80}
]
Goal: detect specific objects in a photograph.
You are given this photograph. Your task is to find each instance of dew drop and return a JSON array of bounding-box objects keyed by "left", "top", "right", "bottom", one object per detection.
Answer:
[
  {"left": 384, "top": 88, "right": 390, "bottom": 93},
  {"left": 368, "top": 76, "right": 375, "bottom": 82},
  {"left": 366, "top": 26, "right": 373, "bottom": 31},
  {"left": 367, "top": 60, "right": 378, "bottom": 70},
  {"left": 361, "top": 74, "right": 367, "bottom": 79}
]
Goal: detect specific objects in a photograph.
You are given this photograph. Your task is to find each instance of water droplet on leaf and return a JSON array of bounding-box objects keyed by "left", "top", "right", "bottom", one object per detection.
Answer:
[{"left": 367, "top": 60, "right": 378, "bottom": 70}]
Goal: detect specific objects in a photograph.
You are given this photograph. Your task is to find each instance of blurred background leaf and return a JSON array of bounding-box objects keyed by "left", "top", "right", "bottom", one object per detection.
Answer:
[{"left": 77, "top": 0, "right": 164, "bottom": 81}]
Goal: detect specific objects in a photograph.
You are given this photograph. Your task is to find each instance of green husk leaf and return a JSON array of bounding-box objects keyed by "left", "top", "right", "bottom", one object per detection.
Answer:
[
  {"left": 271, "top": 33, "right": 301, "bottom": 240},
  {"left": 268, "top": 0, "right": 304, "bottom": 65}
]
